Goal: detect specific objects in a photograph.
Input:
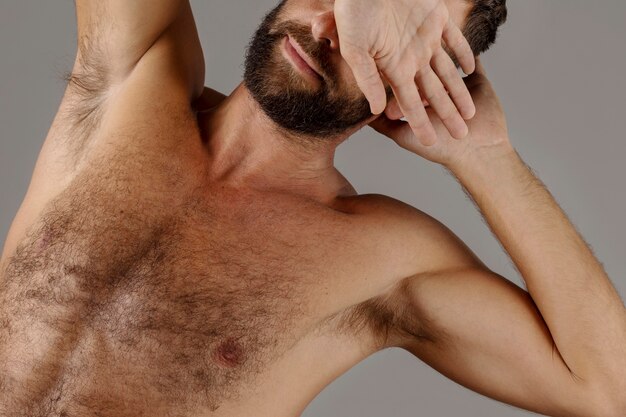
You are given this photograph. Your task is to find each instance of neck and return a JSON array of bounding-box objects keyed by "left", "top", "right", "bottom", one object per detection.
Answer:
[{"left": 197, "top": 83, "right": 371, "bottom": 197}]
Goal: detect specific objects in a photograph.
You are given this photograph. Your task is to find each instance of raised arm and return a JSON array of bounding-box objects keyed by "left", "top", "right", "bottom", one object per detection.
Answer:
[
  {"left": 394, "top": 238, "right": 621, "bottom": 417},
  {"left": 0, "top": 1, "right": 207, "bottom": 260},
  {"left": 54, "top": 0, "right": 206, "bottom": 160},
  {"left": 72, "top": 0, "right": 204, "bottom": 93},
  {"left": 45, "top": 0, "right": 207, "bottom": 165},
  {"left": 371, "top": 61, "right": 626, "bottom": 416}
]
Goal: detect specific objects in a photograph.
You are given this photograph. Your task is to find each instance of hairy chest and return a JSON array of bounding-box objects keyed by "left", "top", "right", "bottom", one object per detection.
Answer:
[{"left": 0, "top": 167, "right": 399, "bottom": 415}]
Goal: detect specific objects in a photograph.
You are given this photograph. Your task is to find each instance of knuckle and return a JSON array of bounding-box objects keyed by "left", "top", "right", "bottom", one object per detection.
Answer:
[
  {"left": 425, "top": 89, "right": 448, "bottom": 103},
  {"left": 438, "top": 106, "right": 457, "bottom": 122},
  {"left": 400, "top": 64, "right": 418, "bottom": 79},
  {"left": 445, "top": 29, "right": 466, "bottom": 49},
  {"left": 449, "top": 89, "right": 469, "bottom": 105},
  {"left": 436, "top": 11, "right": 449, "bottom": 28},
  {"left": 415, "top": 50, "right": 432, "bottom": 68},
  {"left": 399, "top": 98, "right": 419, "bottom": 112},
  {"left": 393, "top": 70, "right": 419, "bottom": 87},
  {"left": 409, "top": 115, "right": 430, "bottom": 131},
  {"left": 415, "top": 66, "right": 431, "bottom": 79},
  {"left": 443, "top": 67, "right": 462, "bottom": 82},
  {"left": 446, "top": 39, "right": 464, "bottom": 55},
  {"left": 429, "top": 2, "right": 449, "bottom": 26},
  {"left": 432, "top": 48, "right": 449, "bottom": 64},
  {"left": 359, "top": 69, "right": 381, "bottom": 83},
  {"left": 403, "top": 105, "right": 424, "bottom": 122},
  {"left": 454, "top": 37, "right": 472, "bottom": 54},
  {"left": 451, "top": 88, "right": 471, "bottom": 103},
  {"left": 441, "top": 7, "right": 450, "bottom": 23},
  {"left": 429, "top": 38, "right": 442, "bottom": 53}
]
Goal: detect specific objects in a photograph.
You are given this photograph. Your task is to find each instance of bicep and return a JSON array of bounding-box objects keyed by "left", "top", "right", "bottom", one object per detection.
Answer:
[{"left": 397, "top": 267, "right": 608, "bottom": 417}]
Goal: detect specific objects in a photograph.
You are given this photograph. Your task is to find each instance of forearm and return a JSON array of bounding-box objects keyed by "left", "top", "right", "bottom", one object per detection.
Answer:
[{"left": 448, "top": 146, "right": 626, "bottom": 391}]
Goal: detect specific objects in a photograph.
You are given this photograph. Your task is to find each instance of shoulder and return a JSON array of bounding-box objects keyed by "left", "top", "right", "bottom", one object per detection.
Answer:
[
  {"left": 343, "top": 193, "right": 484, "bottom": 278},
  {"left": 339, "top": 193, "right": 488, "bottom": 348}
]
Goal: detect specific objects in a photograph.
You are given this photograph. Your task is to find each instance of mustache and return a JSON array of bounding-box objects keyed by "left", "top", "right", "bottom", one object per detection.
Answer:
[{"left": 270, "top": 20, "right": 336, "bottom": 85}]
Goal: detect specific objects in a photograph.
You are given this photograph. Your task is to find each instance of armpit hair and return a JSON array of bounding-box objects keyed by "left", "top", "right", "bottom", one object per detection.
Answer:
[
  {"left": 332, "top": 285, "right": 437, "bottom": 349},
  {"left": 58, "top": 24, "right": 111, "bottom": 161}
]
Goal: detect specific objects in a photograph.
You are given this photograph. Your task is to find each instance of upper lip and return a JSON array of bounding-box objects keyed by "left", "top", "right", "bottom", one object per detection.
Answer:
[{"left": 287, "top": 35, "right": 324, "bottom": 79}]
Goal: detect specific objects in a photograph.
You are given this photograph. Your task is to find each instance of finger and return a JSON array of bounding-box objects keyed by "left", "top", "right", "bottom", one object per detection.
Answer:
[
  {"left": 369, "top": 115, "right": 418, "bottom": 152},
  {"left": 474, "top": 56, "right": 487, "bottom": 75},
  {"left": 424, "top": 105, "right": 453, "bottom": 139},
  {"left": 384, "top": 96, "right": 404, "bottom": 120},
  {"left": 443, "top": 19, "right": 475, "bottom": 75},
  {"left": 385, "top": 94, "right": 428, "bottom": 119},
  {"left": 342, "top": 47, "right": 387, "bottom": 114},
  {"left": 369, "top": 114, "right": 402, "bottom": 138},
  {"left": 416, "top": 66, "right": 468, "bottom": 139},
  {"left": 389, "top": 77, "right": 437, "bottom": 146},
  {"left": 417, "top": 3, "right": 448, "bottom": 55},
  {"left": 463, "top": 56, "right": 489, "bottom": 89},
  {"left": 432, "top": 49, "right": 475, "bottom": 119}
]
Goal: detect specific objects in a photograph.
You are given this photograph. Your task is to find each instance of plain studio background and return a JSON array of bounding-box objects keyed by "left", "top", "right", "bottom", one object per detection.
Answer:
[{"left": 1, "top": 1, "right": 625, "bottom": 416}]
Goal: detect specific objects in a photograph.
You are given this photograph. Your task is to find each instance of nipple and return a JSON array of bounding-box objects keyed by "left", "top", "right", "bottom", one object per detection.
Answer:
[{"left": 213, "top": 337, "right": 245, "bottom": 368}]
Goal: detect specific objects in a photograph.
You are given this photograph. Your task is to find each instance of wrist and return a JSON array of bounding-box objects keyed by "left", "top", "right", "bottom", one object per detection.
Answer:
[
  {"left": 446, "top": 141, "right": 518, "bottom": 176},
  {"left": 444, "top": 142, "right": 534, "bottom": 221}
]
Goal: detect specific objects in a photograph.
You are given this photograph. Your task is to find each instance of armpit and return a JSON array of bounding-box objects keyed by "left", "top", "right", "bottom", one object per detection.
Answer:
[{"left": 58, "top": 33, "right": 111, "bottom": 160}]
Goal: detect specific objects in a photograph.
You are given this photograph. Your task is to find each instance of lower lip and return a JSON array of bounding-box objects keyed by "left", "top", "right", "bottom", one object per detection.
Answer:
[{"left": 282, "top": 36, "right": 321, "bottom": 81}]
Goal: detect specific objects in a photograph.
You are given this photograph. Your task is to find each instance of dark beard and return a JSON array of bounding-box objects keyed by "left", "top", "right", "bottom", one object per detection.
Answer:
[{"left": 243, "top": 2, "right": 375, "bottom": 140}]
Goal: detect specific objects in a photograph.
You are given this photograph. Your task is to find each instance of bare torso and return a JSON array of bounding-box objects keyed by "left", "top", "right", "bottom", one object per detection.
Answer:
[
  {"left": 0, "top": 1, "right": 457, "bottom": 413},
  {"left": 3, "top": 2, "right": 620, "bottom": 417},
  {"left": 0, "top": 87, "right": 418, "bottom": 416}
]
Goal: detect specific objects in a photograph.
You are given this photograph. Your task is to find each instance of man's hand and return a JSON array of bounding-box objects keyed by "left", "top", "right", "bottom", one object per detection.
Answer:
[
  {"left": 334, "top": 0, "right": 476, "bottom": 146},
  {"left": 369, "top": 58, "right": 512, "bottom": 168}
]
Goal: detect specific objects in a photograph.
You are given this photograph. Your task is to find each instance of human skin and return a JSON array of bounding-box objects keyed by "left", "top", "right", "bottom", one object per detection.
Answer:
[
  {"left": 0, "top": 1, "right": 625, "bottom": 417},
  {"left": 371, "top": 59, "right": 626, "bottom": 415},
  {"left": 333, "top": 0, "right": 477, "bottom": 144}
]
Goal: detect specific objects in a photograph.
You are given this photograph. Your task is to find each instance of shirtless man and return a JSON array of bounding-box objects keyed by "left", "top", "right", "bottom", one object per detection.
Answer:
[{"left": 1, "top": 0, "right": 625, "bottom": 416}]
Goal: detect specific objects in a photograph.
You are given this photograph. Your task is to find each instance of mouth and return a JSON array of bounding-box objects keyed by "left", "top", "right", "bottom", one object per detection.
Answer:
[{"left": 282, "top": 35, "right": 324, "bottom": 82}]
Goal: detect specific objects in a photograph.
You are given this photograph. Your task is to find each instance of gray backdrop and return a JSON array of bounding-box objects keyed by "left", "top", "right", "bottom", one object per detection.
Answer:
[{"left": 1, "top": 1, "right": 625, "bottom": 416}]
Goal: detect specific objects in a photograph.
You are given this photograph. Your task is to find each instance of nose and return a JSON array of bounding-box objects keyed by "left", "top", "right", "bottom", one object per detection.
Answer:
[{"left": 311, "top": 11, "right": 339, "bottom": 50}]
